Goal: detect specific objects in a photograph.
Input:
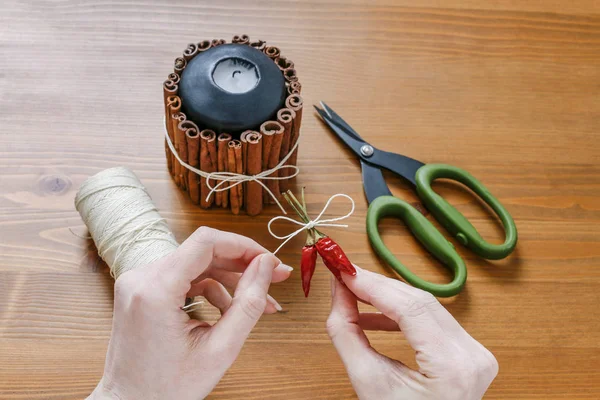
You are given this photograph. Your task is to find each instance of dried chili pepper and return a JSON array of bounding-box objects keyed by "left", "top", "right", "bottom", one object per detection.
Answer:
[
  {"left": 315, "top": 237, "right": 356, "bottom": 277},
  {"left": 283, "top": 189, "right": 356, "bottom": 297},
  {"left": 300, "top": 245, "right": 317, "bottom": 297}
]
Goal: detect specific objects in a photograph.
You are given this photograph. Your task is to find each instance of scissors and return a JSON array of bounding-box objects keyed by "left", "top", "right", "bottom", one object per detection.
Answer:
[{"left": 314, "top": 102, "right": 518, "bottom": 297}]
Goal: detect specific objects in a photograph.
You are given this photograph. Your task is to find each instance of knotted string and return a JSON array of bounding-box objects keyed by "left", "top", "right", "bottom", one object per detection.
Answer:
[
  {"left": 268, "top": 193, "right": 355, "bottom": 254},
  {"left": 164, "top": 124, "right": 299, "bottom": 213}
]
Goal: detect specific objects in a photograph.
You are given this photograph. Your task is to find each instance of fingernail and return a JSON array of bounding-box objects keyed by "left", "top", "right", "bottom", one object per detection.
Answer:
[
  {"left": 267, "top": 294, "right": 283, "bottom": 312},
  {"left": 282, "top": 264, "right": 294, "bottom": 272}
]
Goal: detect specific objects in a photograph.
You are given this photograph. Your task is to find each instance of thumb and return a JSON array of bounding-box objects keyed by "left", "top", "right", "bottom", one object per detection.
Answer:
[
  {"left": 326, "top": 277, "right": 380, "bottom": 373},
  {"left": 206, "top": 253, "right": 279, "bottom": 354}
]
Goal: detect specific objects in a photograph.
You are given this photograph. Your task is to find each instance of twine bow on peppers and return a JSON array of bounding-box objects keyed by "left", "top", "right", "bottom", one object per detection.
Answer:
[
  {"left": 268, "top": 193, "right": 355, "bottom": 254},
  {"left": 268, "top": 191, "right": 357, "bottom": 297}
]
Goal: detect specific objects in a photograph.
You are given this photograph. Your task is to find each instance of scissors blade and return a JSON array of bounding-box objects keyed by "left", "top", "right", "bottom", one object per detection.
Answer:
[
  {"left": 361, "top": 160, "right": 392, "bottom": 203},
  {"left": 314, "top": 105, "right": 368, "bottom": 158},
  {"left": 371, "top": 149, "right": 424, "bottom": 187},
  {"left": 318, "top": 101, "right": 367, "bottom": 142}
]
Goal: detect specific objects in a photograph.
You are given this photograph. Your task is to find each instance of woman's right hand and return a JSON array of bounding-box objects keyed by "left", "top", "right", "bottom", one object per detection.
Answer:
[{"left": 327, "top": 266, "right": 498, "bottom": 400}]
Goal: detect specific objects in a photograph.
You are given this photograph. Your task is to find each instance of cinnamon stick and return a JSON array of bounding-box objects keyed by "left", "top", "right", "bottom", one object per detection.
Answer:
[
  {"left": 174, "top": 57, "right": 186, "bottom": 75},
  {"left": 211, "top": 39, "right": 226, "bottom": 47},
  {"left": 287, "top": 81, "right": 302, "bottom": 95},
  {"left": 167, "top": 98, "right": 182, "bottom": 185},
  {"left": 264, "top": 45, "right": 280, "bottom": 59},
  {"left": 176, "top": 120, "right": 199, "bottom": 192},
  {"left": 232, "top": 34, "right": 250, "bottom": 45},
  {"left": 277, "top": 108, "right": 296, "bottom": 192},
  {"left": 285, "top": 94, "right": 303, "bottom": 167},
  {"left": 163, "top": 79, "right": 178, "bottom": 119},
  {"left": 240, "top": 130, "right": 253, "bottom": 209},
  {"left": 217, "top": 133, "right": 232, "bottom": 208},
  {"left": 260, "top": 121, "right": 284, "bottom": 204},
  {"left": 167, "top": 72, "right": 180, "bottom": 85},
  {"left": 283, "top": 68, "right": 298, "bottom": 83},
  {"left": 199, "top": 129, "right": 218, "bottom": 209},
  {"left": 235, "top": 142, "right": 243, "bottom": 209},
  {"left": 183, "top": 43, "right": 198, "bottom": 61},
  {"left": 275, "top": 56, "right": 294, "bottom": 71},
  {"left": 197, "top": 40, "right": 211, "bottom": 53},
  {"left": 186, "top": 128, "right": 201, "bottom": 204},
  {"left": 227, "top": 140, "right": 243, "bottom": 215},
  {"left": 245, "top": 132, "right": 263, "bottom": 216},
  {"left": 164, "top": 96, "right": 180, "bottom": 177},
  {"left": 250, "top": 39, "right": 266, "bottom": 51}
]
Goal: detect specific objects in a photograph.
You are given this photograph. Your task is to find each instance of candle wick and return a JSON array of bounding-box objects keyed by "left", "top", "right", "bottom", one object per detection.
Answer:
[{"left": 232, "top": 70, "right": 242, "bottom": 78}]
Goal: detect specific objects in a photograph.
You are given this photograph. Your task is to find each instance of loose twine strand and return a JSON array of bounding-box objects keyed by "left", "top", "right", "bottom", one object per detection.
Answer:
[
  {"left": 267, "top": 193, "right": 355, "bottom": 254},
  {"left": 164, "top": 126, "right": 299, "bottom": 214}
]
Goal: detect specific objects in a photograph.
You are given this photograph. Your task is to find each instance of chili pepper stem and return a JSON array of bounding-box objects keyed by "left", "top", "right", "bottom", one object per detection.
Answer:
[
  {"left": 283, "top": 192, "right": 310, "bottom": 224},
  {"left": 286, "top": 190, "right": 327, "bottom": 240}
]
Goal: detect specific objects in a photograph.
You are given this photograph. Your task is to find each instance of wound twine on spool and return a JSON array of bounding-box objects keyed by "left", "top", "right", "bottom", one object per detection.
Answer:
[{"left": 74, "top": 167, "right": 179, "bottom": 280}]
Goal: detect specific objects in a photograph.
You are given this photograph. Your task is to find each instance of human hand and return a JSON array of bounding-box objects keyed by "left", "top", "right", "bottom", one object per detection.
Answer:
[
  {"left": 88, "top": 227, "right": 292, "bottom": 400},
  {"left": 327, "top": 266, "right": 498, "bottom": 400}
]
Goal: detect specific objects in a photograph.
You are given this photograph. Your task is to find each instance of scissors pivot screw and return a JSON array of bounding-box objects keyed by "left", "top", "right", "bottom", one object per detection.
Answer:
[{"left": 360, "top": 145, "right": 374, "bottom": 157}]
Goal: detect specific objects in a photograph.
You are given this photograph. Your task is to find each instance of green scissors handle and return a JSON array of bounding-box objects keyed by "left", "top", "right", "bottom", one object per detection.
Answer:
[
  {"left": 366, "top": 196, "right": 467, "bottom": 297},
  {"left": 415, "top": 164, "right": 518, "bottom": 260},
  {"left": 366, "top": 163, "right": 517, "bottom": 296}
]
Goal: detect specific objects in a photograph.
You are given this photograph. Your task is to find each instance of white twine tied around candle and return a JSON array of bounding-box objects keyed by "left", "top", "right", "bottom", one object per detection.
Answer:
[
  {"left": 268, "top": 193, "right": 355, "bottom": 254},
  {"left": 164, "top": 124, "right": 299, "bottom": 213}
]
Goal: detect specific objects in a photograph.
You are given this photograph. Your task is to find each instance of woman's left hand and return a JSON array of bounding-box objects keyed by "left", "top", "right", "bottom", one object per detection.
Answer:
[{"left": 88, "top": 226, "right": 292, "bottom": 400}]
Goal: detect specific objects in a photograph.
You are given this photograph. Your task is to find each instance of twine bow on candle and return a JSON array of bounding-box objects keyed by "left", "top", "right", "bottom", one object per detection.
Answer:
[
  {"left": 164, "top": 125, "right": 299, "bottom": 213},
  {"left": 268, "top": 193, "right": 355, "bottom": 254}
]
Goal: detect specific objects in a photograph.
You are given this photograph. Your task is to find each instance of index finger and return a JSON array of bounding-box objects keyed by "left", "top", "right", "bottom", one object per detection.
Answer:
[
  {"left": 164, "top": 226, "right": 282, "bottom": 289},
  {"left": 341, "top": 266, "right": 466, "bottom": 354}
]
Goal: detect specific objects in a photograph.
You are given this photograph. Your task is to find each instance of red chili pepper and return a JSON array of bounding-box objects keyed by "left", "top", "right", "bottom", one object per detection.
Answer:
[
  {"left": 315, "top": 237, "right": 357, "bottom": 277},
  {"left": 300, "top": 245, "right": 318, "bottom": 297}
]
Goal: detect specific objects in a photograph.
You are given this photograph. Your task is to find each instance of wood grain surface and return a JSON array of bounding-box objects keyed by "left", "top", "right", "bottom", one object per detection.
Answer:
[{"left": 1, "top": 0, "right": 599, "bottom": 398}]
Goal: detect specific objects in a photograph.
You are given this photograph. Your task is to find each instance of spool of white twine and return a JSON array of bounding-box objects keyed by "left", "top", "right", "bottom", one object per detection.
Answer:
[{"left": 74, "top": 167, "right": 179, "bottom": 279}]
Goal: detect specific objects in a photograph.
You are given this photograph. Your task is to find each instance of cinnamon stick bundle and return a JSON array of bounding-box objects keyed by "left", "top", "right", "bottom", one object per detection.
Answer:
[
  {"left": 277, "top": 108, "right": 296, "bottom": 193},
  {"left": 245, "top": 131, "right": 263, "bottom": 216},
  {"left": 183, "top": 43, "right": 198, "bottom": 61},
  {"left": 199, "top": 129, "right": 218, "bottom": 209},
  {"left": 227, "top": 140, "right": 243, "bottom": 215},
  {"left": 250, "top": 39, "right": 266, "bottom": 51},
  {"left": 285, "top": 94, "right": 304, "bottom": 167},
  {"left": 186, "top": 128, "right": 201, "bottom": 204},
  {"left": 232, "top": 34, "right": 250, "bottom": 44},
  {"left": 217, "top": 133, "right": 232, "bottom": 208},
  {"left": 174, "top": 57, "right": 187, "bottom": 75},
  {"left": 260, "top": 121, "right": 284, "bottom": 204},
  {"left": 264, "top": 46, "right": 280, "bottom": 59},
  {"left": 275, "top": 57, "right": 294, "bottom": 71}
]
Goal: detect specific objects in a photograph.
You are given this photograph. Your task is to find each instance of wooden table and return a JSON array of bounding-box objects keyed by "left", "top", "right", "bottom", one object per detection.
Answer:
[{"left": 1, "top": 1, "right": 599, "bottom": 398}]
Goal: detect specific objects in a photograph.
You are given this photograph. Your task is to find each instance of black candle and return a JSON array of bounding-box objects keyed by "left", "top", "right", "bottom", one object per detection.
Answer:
[{"left": 179, "top": 44, "right": 286, "bottom": 132}]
